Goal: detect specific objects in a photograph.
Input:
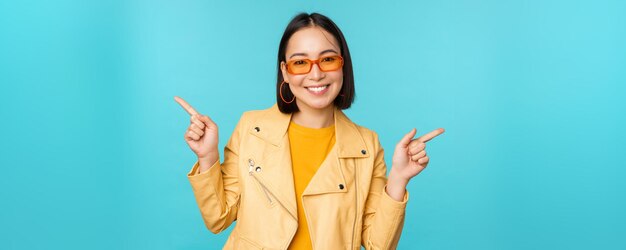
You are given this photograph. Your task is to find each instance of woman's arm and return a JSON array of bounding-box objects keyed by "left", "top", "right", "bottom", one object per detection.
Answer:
[
  {"left": 361, "top": 132, "right": 409, "bottom": 250},
  {"left": 187, "top": 115, "right": 246, "bottom": 234}
]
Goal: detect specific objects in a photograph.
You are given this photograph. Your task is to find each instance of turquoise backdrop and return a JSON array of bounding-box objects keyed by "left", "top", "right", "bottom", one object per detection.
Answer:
[{"left": 1, "top": 0, "right": 624, "bottom": 249}]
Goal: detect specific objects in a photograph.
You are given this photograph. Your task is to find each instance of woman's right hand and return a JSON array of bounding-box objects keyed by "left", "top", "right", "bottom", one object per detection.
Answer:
[{"left": 175, "top": 96, "right": 219, "bottom": 167}]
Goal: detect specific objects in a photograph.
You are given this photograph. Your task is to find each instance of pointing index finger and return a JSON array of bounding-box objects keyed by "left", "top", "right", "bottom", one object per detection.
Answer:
[
  {"left": 174, "top": 96, "right": 199, "bottom": 116},
  {"left": 417, "top": 128, "right": 445, "bottom": 143}
]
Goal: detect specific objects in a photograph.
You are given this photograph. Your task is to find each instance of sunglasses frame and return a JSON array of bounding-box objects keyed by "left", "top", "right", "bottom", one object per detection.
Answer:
[{"left": 285, "top": 55, "right": 344, "bottom": 75}]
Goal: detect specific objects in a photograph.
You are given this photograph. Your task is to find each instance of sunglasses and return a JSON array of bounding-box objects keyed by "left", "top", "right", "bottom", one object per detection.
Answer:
[{"left": 285, "top": 55, "right": 344, "bottom": 75}]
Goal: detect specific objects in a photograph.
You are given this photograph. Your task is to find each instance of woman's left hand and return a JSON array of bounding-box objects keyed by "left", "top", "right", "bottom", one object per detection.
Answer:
[
  {"left": 385, "top": 128, "right": 444, "bottom": 201},
  {"left": 390, "top": 128, "right": 445, "bottom": 183}
]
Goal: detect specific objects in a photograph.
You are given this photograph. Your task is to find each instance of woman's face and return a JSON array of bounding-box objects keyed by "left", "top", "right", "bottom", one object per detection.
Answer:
[{"left": 281, "top": 26, "right": 343, "bottom": 111}]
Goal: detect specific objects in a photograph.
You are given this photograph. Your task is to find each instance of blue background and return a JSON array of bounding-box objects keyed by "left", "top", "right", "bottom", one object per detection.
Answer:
[{"left": 1, "top": 0, "right": 624, "bottom": 249}]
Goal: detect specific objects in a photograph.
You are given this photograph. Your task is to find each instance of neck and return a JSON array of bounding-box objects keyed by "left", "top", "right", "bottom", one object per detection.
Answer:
[{"left": 291, "top": 104, "right": 335, "bottom": 129}]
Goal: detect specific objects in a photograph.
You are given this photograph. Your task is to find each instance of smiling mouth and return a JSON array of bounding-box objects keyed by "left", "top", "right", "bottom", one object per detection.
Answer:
[{"left": 305, "top": 84, "right": 330, "bottom": 93}]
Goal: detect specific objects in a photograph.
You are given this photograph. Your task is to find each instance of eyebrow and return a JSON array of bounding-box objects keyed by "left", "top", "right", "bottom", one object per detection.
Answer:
[{"left": 288, "top": 49, "right": 339, "bottom": 59}]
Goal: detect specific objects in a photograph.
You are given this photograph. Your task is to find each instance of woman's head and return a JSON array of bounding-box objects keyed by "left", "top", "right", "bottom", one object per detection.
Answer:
[{"left": 276, "top": 13, "right": 355, "bottom": 113}]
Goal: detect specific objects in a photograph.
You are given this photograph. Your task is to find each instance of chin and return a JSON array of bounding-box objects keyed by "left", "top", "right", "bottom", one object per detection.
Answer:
[{"left": 299, "top": 99, "right": 335, "bottom": 110}]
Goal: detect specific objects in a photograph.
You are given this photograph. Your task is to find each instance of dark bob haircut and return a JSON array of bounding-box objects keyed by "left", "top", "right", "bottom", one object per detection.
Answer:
[{"left": 276, "top": 12, "right": 355, "bottom": 113}]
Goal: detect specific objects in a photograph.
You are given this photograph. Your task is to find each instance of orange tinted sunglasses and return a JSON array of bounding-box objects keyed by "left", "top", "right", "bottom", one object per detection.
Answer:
[{"left": 285, "top": 55, "right": 344, "bottom": 75}]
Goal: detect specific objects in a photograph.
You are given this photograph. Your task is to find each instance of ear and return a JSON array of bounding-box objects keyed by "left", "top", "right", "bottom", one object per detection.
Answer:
[{"left": 280, "top": 61, "right": 290, "bottom": 83}]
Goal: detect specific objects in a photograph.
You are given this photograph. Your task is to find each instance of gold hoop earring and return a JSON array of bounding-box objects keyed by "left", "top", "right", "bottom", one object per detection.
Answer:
[{"left": 279, "top": 81, "right": 295, "bottom": 104}]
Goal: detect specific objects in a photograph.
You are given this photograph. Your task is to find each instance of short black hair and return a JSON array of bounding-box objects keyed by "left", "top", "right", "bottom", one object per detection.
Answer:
[{"left": 276, "top": 12, "right": 355, "bottom": 113}]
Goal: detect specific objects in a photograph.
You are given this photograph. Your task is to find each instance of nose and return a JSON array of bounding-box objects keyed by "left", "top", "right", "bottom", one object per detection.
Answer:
[{"left": 307, "top": 63, "right": 325, "bottom": 81}]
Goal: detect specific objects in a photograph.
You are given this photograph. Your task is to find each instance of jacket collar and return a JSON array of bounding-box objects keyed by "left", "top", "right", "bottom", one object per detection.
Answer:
[{"left": 249, "top": 104, "right": 369, "bottom": 158}]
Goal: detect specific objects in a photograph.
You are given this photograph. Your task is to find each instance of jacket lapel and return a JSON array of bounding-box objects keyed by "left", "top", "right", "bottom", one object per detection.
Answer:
[
  {"left": 247, "top": 105, "right": 298, "bottom": 219},
  {"left": 302, "top": 107, "right": 370, "bottom": 196},
  {"left": 247, "top": 104, "right": 371, "bottom": 219}
]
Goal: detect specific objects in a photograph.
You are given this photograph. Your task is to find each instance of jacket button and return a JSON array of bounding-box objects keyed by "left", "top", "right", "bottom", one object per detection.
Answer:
[
  {"left": 361, "top": 149, "right": 366, "bottom": 155},
  {"left": 255, "top": 166, "right": 262, "bottom": 172},
  {"left": 254, "top": 127, "right": 260, "bottom": 132},
  {"left": 339, "top": 184, "right": 344, "bottom": 190}
]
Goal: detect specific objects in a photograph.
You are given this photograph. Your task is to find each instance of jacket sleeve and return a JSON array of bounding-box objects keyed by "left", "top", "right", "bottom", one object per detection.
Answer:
[
  {"left": 186, "top": 114, "right": 246, "bottom": 234},
  {"left": 361, "top": 132, "right": 409, "bottom": 250}
]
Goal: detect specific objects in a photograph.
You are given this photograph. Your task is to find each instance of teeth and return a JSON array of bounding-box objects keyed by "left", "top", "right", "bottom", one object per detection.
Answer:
[{"left": 307, "top": 85, "right": 328, "bottom": 92}]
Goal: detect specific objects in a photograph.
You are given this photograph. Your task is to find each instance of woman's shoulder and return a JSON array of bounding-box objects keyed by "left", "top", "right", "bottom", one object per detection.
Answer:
[
  {"left": 337, "top": 111, "right": 382, "bottom": 149},
  {"left": 230, "top": 104, "right": 290, "bottom": 136},
  {"left": 237, "top": 104, "right": 285, "bottom": 123},
  {"left": 352, "top": 122, "right": 381, "bottom": 145}
]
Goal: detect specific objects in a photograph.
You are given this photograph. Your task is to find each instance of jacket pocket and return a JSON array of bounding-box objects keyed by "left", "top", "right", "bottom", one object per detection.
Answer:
[
  {"left": 251, "top": 176, "right": 277, "bottom": 208},
  {"left": 247, "top": 158, "right": 277, "bottom": 208},
  {"left": 235, "top": 234, "right": 264, "bottom": 250}
]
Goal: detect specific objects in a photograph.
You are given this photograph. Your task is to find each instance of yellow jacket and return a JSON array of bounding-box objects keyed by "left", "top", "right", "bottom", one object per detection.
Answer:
[{"left": 187, "top": 104, "right": 409, "bottom": 250}]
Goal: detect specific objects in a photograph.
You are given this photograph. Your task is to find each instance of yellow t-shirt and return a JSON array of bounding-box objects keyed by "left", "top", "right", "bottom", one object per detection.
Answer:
[{"left": 287, "top": 121, "right": 336, "bottom": 250}]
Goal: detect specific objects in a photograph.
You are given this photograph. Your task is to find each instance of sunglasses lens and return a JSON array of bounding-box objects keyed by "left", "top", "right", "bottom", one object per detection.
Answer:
[
  {"left": 319, "top": 56, "right": 343, "bottom": 71},
  {"left": 286, "top": 56, "right": 343, "bottom": 74},
  {"left": 287, "top": 60, "right": 311, "bottom": 74}
]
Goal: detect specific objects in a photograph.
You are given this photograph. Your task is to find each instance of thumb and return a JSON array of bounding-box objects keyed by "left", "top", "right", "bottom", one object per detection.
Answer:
[
  {"left": 396, "top": 128, "right": 417, "bottom": 149},
  {"left": 198, "top": 115, "right": 215, "bottom": 127}
]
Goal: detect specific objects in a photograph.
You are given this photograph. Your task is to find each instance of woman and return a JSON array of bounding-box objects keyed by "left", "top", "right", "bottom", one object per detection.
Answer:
[{"left": 176, "top": 12, "right": 444, "bottom": 250}]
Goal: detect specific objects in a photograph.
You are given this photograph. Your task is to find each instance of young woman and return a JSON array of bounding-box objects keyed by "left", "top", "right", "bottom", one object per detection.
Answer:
[{"left": 176, "top": 12, "right": 444, "bottom": 250}]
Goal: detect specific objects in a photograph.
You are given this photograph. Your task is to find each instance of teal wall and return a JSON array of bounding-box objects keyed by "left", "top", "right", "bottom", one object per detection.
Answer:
[{"left": 1, "top": 0, "right": 624, "bottom": 249}]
